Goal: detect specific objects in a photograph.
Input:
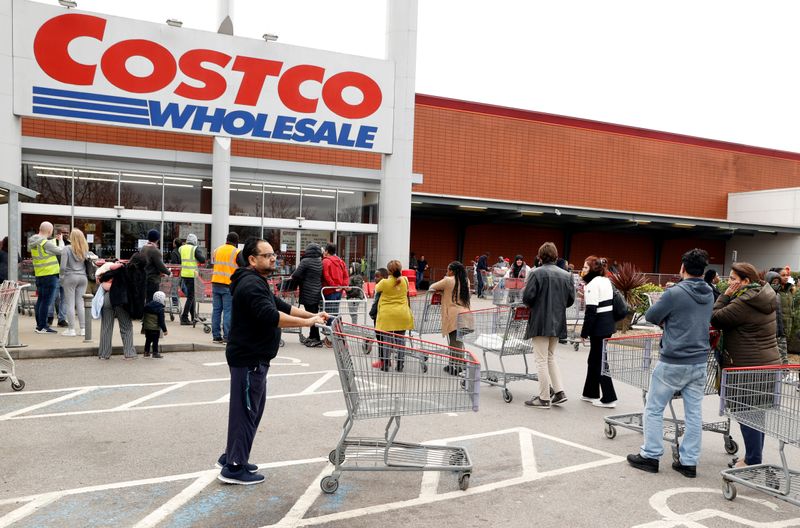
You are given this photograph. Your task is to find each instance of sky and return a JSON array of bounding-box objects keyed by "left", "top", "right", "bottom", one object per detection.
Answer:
[{"left": 35, "top": 0, "right": 800, "bottom": 153}]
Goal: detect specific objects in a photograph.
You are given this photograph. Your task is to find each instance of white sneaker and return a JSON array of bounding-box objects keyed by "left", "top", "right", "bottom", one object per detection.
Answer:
[
  {"left": 61, "top": 329, "right": 77, "bottom": 337},
  {"left": 592, "top": 400, "right": 617, "bottom": 408},
  {"left": 79, "top": 329, "right": 85, "bottom": 336},
  {"left": 580, "top": 396, "right": 599, "bottom": 403}
]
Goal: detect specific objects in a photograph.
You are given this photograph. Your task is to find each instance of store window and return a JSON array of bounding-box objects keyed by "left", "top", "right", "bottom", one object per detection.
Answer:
[
  {"left": 22, "top": 165, "right": 72, "bottom": 205},
  {"left": 164, "top": 175, "right": 211, "bottom": 214},
  {"left": 21, "top": 213, "right": 72, "bottom": 256},
  {"left": 120, "top": 172, "right": 163, "bottom": 211},
  {"left": 230, "top": 181, "right": 263, "bottom": 217},
  {"left": 74, "top": 169, "right": 118, "bottom": 207},
  {"left": 120, "top": 221, "right": 161, "bottom": 260},
  {"left": 73, "top": 218, "right": 116, "bottom": 258},
  {"left": 263, "top": 184, "right": 301, "bottom": 219},
  {"left": 301, "top": 187, "right": 336, "bottom": 221},
  {"left": 337, "top": 190, "right": 379, "bottom": 224},
  {"left": 338, "top": 232, "right": 377, "bottom": 279},
  {"left": 163, "top": 222, "right": 211, "bottom": 260}
]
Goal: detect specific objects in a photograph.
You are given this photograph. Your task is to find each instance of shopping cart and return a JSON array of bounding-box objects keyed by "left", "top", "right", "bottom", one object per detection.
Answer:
[
  {"left": 601, "top": 332, "right": 738, "bottom": 460},
  {"left": 720, "top": 365, "right": 800, "bottom": 504},
  {"left": 410, "top": 290, "right": 442, "bottom": 337},
  {"left": 192, "top": 268, "right": 213, "bottom": 334},
  {"left": 492, "top": 277, "right": 525, "bottom": 306},
  {"left": 17, "top": 260, "right": 35, "bottom": 316},
  {"left": 565, "top": 295, "right": 586, "bottom": 351},
  {"left": 321, "top": 286, "right": 369, "bottom": 326},
  {"left": 0, "top": 281, "right": 27, "bottom": 391},
  {"left": 457, "top": 305, "right": 537, "bottom": 403},
  {"left": 159, "top": 272, "right": 181, "bottom": 322},
  {"left": 275, "top": 277, "right": 305, "bottom": 347},
  {"left": 319, "top": 318, "right": 480, "bottom": 494}
]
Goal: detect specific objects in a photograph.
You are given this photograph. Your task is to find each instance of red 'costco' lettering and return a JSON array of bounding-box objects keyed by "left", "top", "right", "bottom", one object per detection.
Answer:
[{"left": 32, "top": 13, "right": 383, "bottom": 119}]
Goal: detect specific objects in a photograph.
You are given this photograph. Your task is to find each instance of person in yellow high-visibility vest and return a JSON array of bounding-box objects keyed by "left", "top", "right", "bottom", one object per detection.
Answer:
[
  {"left": 179, "top": 233, "right": 207, "bottom": 325},
  {"left": 28, "top": 221, "right": 64, "bottom": 333},
  {"left": 210, "top": 232, "right": 240, "bottom": 343}
]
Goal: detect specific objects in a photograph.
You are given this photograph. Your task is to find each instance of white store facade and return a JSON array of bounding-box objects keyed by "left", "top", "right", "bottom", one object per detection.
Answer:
[{"left": 0, "top": 0, "right": 418, "bottom": 274}]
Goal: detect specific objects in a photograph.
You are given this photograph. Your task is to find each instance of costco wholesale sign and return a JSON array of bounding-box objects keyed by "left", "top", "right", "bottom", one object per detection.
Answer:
[{"left": 12, "top": 0, "right": 395, "bottom": 153}]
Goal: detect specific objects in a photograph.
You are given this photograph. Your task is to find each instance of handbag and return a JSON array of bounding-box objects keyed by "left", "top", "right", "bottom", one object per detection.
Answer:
[{"left": 611, "top": 286, "right": 628, "bottom": 321}]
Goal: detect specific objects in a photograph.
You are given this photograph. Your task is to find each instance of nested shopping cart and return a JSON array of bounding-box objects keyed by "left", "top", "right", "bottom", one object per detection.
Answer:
[
  {"left": 159, "top": 270, "right": 181, "bottom": 322},
  {"left": 565, "top": 295, "right": 586, "bottom": 351},
  {"left": 275, "top": 277, "right": 305, "bottom": 346},
  {"left": 0, "top": 281, "right": 28, "bottom": 391},
  {"left": 720, "top": 365, "right": 800, "bottom": 505},
  {"left": 191, "top": 268, "right": 213, "bottom": 333},
  {"left": 492, "top": 277, "right": 525, "bottom": 306},
  {"left": 322, "top": 286, "right": 369, "bottom": 326},
  {"left": 601, "top": 332, "right": 738, "bottom": 460},
  {"left": 457, "top": 305, "right": 536, "bottom": 403},
  {"left": 17, "top": 260, "right": 35, "bottom": 316},
  {"left": 319, "top": 319, "right": 480, "bottom": 493},
  {"left": 410, "top": 290, "right": 442, "bottom": 337}
]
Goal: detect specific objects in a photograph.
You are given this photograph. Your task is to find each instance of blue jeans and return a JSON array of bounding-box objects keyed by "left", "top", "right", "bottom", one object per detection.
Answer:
[
  {"left": 476, "top": 271, "right": 485, "bottom": 297},
  {"left": 48, "top": 285, "right": 67, "bottom": 322},
  {"left": 740, "top": 424, "right": 765, "bottom": 465},
  {"left": 416, "top": 270, "right": 423, "bottom": 289},
  {"left": 212, "top": 284, "right": 233, "bottom": 340},
  {"left": 641, "top": 361, "right": 706, "bottom": 466},
  {"left": 324, "top": 291, "right": 342, "bottom": 316},
  {"left": 35, "top": 274, "right": 59, "bottom": 330}
]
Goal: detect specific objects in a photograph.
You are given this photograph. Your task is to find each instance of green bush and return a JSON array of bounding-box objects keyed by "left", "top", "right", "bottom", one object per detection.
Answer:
[{"left": 631, "top": 283, "right": 665, "bottom": 316}]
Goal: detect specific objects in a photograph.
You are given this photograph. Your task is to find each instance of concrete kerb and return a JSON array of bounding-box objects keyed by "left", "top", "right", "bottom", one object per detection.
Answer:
[{"left": 10, "top": 342, "right": 224, "bottom": 360}]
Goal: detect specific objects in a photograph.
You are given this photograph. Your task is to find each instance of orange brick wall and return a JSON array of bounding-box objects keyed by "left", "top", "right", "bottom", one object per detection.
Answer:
[
  {"left": 21, "top": 118, "right": 380, "bottom": 169},
  {"left": 409, "top": 218, "right": 460, "bottom": 273},
  {"left": 412, "top": 100, "right": 800, "bottom": 220},
  {"left": 570, "top": 232, "right": 655, "bottom": 271},
  {"left": 661, "top": 238, "right": 726, "bottom": 271},
  {"left": 22, "top": 118, "right": 213, "bottom": 153},
  {"left": 463, "top": 224, "right": 564, "bottom": 268}
]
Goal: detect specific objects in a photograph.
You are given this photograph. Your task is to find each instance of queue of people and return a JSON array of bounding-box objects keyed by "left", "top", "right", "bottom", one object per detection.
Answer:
[{"left": 16, "top": 221, "right": 796, "bottom": 485}]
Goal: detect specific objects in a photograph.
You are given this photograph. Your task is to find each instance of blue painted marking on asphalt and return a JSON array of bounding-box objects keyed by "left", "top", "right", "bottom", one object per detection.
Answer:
[
  {"left": 15, "top": 482, "right": 182, "bottom": 528},
  {"left": 163, "top": 488, "right": 230, "bottom": 528},
  {"left": 316, "top": 481, "right": 353, "bottom": 512},
  {"left": 27, "top": 387, "right": 142, "bottom": 415}
]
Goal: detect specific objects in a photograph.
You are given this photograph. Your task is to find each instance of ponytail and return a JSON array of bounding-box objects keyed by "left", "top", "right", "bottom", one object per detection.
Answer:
[{"left": 387, "top": 259, "right": 403, "bottom": 288}]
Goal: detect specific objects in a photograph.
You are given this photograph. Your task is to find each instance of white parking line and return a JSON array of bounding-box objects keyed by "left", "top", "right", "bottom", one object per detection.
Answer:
[
  {"left": 0, "top": 387, "right": 96, "bottom": 420},
  {"left": 130, "top": 472, "right": 219, "bottom": 528},
  {"left": 0, "top": 371, "right": 341, "bottom": 421},
  {"left": 633, "top": 487, "right": 800, "bottom": 527}
]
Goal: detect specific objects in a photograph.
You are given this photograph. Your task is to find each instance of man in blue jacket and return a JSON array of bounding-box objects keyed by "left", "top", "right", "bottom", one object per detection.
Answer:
[
  {"left": 217, "top": 237, "right": 327, "bottom": 485},
  {"left": 627, "top": 248, "right": 713, "bottom": 479}
]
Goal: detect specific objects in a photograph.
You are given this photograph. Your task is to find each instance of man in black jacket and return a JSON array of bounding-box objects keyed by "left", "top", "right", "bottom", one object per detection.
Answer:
[{"left": 217, "top": 238, "right": 327, "bottom": 485}]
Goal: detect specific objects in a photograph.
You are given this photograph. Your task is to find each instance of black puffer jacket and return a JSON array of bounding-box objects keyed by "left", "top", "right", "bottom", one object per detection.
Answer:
[
  {"left": 711, "top": 284, "right": 781, "bottom": 368},
  {"left": 291, "top": 244, "right": 323, "bottom": 307}
]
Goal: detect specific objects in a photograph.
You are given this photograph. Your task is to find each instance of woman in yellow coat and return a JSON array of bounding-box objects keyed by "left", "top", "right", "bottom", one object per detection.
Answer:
[
  {"left": 373, "top": 260, "right": 415, "bottom": 372},
  {"left": 429, "top": 261, "right": 471, "bottom": 375}
]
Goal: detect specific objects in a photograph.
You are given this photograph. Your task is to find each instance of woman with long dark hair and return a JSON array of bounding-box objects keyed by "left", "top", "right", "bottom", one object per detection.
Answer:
[
  {"left": 430, "top": 261, "right": 472, "bottom": 374},
  {"left": 711, "top": 262, "right": 780, "bottom": 469},
  {"left": 579, "top": 255, "right": 618, "bottom": 407}
]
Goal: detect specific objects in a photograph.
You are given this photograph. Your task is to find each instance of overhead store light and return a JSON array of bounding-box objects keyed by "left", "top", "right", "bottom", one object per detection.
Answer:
[
  {"left": 672, "top": 223, "right": 695, "bottom": 228},
  {"left": 635, "top": 220, "right": 651, "bottom": 224},
  {"left": 459, "top": 205, "right": 487, "bottom": 211},
  {"left": 77, "top": 169, "right": 118, "bottom": 176},
  {"left": 33, "top": 165, "right": 71, "bottom": 172},
  {"left": 520, "top": 210, "right": 543, "bottom": 216}
]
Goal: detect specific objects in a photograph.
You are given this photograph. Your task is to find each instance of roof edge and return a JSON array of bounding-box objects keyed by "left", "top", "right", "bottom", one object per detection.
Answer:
[{"left": 414, "top": 93, "right": 800, "bottom": 162}]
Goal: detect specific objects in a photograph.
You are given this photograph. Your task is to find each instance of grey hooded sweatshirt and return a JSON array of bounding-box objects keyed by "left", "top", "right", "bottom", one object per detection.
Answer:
[{"left": 644, "top": 278, "right": 713, "bottom": 365}]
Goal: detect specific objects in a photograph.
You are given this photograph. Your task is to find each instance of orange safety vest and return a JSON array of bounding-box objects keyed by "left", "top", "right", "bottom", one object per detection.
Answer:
[{"left": 211, "top": 244, "right": 240, "bottom": 285}]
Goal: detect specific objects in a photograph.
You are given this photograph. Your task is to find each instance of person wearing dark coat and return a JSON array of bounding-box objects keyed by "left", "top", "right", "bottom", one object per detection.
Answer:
[
  {"left": 704, "top": 269, "right": 721, "bottom": 302},
  {"left": 96, "top": 262, "right": 137, "bottom": 359},
  {"left": 521, "top": 242, "right": 575, "bottom": 409},
  {"left": 290, "top": 243, "right": 324, "bottom": 347},
  {"left": 711, "top": 262, "right": 781, "bottom": 470},
  {"left": 140, "top": 230, "right": 170, "bottom": 303},
  {"left": 579, "top": 256, "right": 618, "bottom": 407}
]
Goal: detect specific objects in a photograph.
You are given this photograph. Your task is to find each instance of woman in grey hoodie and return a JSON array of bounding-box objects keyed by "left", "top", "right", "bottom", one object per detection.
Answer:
[{"left": 59, "top": 229, "right": 89, "bottom": 336}]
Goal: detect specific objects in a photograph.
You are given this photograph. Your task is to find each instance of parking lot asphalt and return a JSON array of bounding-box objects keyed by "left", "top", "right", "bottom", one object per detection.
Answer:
[{"left": 0, "top": 319, "right": 799, "bottom": 527}]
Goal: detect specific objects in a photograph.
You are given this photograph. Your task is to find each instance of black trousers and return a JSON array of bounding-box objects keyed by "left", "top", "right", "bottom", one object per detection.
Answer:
[
  {"left": 582, "top": 334, "right": 618, "bottom": 403},
  {"left": 146, "top": 280, "right": 160, "bottom": 303},
  {"left": 304, "top": 302, "right": 320, "bottom": 340},
  {"left": 144, "top": 330, "right": 160, "bottom": 354},
  {"left": 225, "top": 364, "right": 269, "bottom": 467},
  {"left": 181, "top": 277, "right": 196, "bottom": 321}
]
